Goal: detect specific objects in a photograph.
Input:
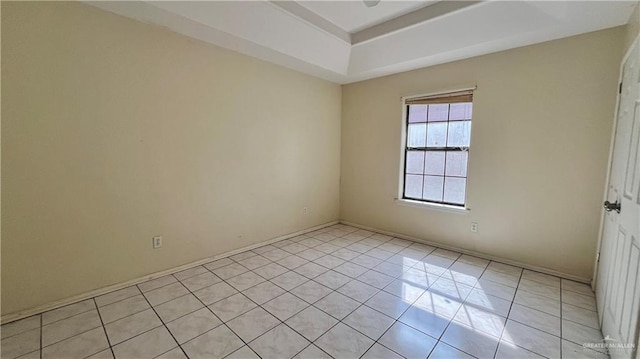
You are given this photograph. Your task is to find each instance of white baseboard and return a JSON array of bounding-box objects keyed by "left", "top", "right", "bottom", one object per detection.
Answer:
[
  {"left": 3, "top": 218, "right": 590, "bottom": 324},
  {"left": 340, "top": 220, "right": 591, "bottom": 284},
  {"left": 1, "top": 220, "right": 338, "bottom": 325}
]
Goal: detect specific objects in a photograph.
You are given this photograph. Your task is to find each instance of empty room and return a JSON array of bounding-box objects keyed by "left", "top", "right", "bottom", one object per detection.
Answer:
[{"left": 2, "top": 0, "right": 640, "bottom": 358}]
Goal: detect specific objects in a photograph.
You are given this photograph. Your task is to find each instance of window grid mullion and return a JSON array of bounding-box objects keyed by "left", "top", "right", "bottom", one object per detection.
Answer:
[
  {"left": 407, "top": 147, "right": 468, "bottom": 152},
  {"left": 421, "top": 105, "right": 429, "bottom": 200},
  {"left": 404, "top": 100, "right": 471, "bottom": 206},
  {"left": 403, "top": 105, "right": 410, "bottom": 200},
  {"left": 441, "top": 104, "right": 450, "bottom": 202}
]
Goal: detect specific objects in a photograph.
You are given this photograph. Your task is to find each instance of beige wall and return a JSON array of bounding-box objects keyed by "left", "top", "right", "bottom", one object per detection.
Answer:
[
  {"left": 340, "top": 27, "right": 624, "bottom": 280},
  {"left": 1, "top": 2, "right": 341, "bottom": 316}
]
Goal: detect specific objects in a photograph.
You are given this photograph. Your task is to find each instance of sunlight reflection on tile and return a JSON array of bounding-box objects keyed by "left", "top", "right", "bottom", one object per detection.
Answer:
[
  {"left": 383, "top": 279, "right": 426, "bottom": 303},
  {"left": 413, "top": 290, "right": 462, "bottom": 319},
  {"left": 453, "top": 304, "right": 506, "bottom": 337},
  {"left": 398, "top": 268, "right": 439, "bottom": 289},
  {"left": 365, "top": 291, "right": 411, "bottom": 319},
  {"left": 398, "top": 305, "right": 450, "bottom": 338},
  {"left": 386, "top": 255, "right": 421, "bottom": 267},
  {"left": 502, "top": 320, "right": 561, "bottom": 358},
  {"left": 465, "top": 288, "right": 512, "bottom": 317},
  {"left": 430, "top": 277, "right": 473, "bottom": 301},
  {"left": 441, "top": 269, "right": 481, "bottom": 287},
  {"left": 429, "top": 341, "right": 475, "bottom": 359},
  {"left": 6, "top": 224, "right": 586, "bottom": 359},
  {"left": 473, "top": 278, "right": 517, "bottom": 301},
  {"left": 416, "top": 255, "right": 455, "bottom": 276}
]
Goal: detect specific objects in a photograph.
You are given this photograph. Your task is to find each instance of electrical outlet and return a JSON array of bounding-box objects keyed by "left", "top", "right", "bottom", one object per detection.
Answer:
[
  {"left": 470, "top": 222, "right": 478, "bottom": 233},
  {"left": 303, "top": 207, "right": 308, "bottom": 215},
  {"left": 153, "top": 236, "right": 162, "bottom": 249}
]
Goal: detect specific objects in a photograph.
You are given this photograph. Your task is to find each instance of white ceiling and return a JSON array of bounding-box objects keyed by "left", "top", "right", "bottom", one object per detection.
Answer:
[
  {"left": 296, "top": 0, "right": 436, "bottom": 33},
  {"left": 88, "top": 1, "right": 637, "bottom": 84}
]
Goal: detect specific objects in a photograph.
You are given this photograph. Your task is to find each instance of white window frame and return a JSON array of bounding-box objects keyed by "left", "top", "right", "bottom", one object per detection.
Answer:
[{"left": 396, "top": 87, "right": 475, "bottom": 214}]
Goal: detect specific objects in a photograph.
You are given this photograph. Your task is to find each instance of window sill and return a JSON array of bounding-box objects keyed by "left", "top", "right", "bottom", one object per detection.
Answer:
[{"left": 395, "top": 198, "right": 470, "bottom": 214}]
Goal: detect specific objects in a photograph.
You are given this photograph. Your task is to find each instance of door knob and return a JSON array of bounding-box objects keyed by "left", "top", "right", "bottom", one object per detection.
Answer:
[{"left": 603, "top": 200, "right": 621, "bottom": 213}]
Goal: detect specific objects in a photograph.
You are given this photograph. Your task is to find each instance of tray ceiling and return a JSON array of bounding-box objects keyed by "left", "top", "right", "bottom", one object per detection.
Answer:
[{"left": 88, "top": 1, "right": 637, "bottom": 84}]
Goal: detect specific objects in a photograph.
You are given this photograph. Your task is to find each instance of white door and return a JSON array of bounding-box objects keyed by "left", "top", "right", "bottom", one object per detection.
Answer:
[{"left": 595, "top": 37, "right": 640, "bottom": 359}]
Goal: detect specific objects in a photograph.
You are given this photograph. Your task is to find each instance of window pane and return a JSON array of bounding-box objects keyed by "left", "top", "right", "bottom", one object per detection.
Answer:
[
  {"left": 449, "top": 103, "right": 472, "bottom": 121},
  {"left": 406, "top": 151, "right": 425, "bottom": 175},
  {"left": 405, "top": 175, "right": 423, "bottom": 199},
  {"left": 426, "top": 122, "right": 447, "bottom": 147},
  {"left": 447, "top": 121, "right": 471, "bottom": 147},
  {"left": 445, "top": 151, "right": 468, "bottom": 177},
  {"left": 404, "top": 95, "right": 472, "bottom": 206},
  {"left": 423, "top": 176, "right": 444, "bottom": 202},
  {"left": 408, "top": 105, "right": 427, "bottom": 123},
  {"left": 444, "top": 177, "right": 466, "bottom": 204},
  {"left": 424, "top": 151, "right": 445, "bottom": 175},
  {"left": 407, "top": 123, "right": 426, "bottom": 147},
  {"left": 428, "top": 104, "right": 449, "bottom": 121}
]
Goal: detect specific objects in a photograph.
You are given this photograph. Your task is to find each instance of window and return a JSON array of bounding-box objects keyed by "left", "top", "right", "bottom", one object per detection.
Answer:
[{"left": 402, "top": 90, "right": 473, "bottom": 207}]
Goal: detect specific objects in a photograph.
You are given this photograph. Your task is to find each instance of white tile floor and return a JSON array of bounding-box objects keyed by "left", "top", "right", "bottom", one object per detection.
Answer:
[{"left": 1, "top": 224, "right": 608, "bottom": 359}]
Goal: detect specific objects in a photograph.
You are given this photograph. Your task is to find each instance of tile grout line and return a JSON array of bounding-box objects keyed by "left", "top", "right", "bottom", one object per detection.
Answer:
[
  {"left": 152, "top": 346, "right": 183, "bottom": 359},
  {"left": 215, "top": 230, "right": 394, "bottom": 358},
  {"left": 478, "top": 271, "right": 582, "bottom": 344},
  {"left": 234, "top": 299, "right": 315, "bottom": 358},
  {"left": 92, "top": 298, "right": 116, "bottom": 359},
  {"left": 58, "top": 250, "right": 390, "bottom": 355},
  {"left": 278, "top": 237, "right": 502, "bottom": 358},
  {"left": 39, "top": 305, "right": 96, "bottom": 328},
  {"left": 7, "top": 228, "right": 377, "bottom": 357},
  {"left": 492, "top": 266, "right": 566, "bottom": 358},
  {"left": 491, "top": 264, "right": 524, "bottom": 359},
  {"left": 6, "top": 224, "right": 596, "bottom": 359},
  {"left": 352, "top": 247, "right": 450, "bottom": 359},
  {"left": 134, "top": 281, "right": 190, "bottom": 359},
  {"left": 402, "top": 260, "right": 540, "bottom": 357},
  {"left": 506, "top": 314, "right": 562, "bottom": 338},
  {"left": 39, "top": 327, "right": 104, "bottom": 354},
  {"left": 414, "top": 254, "right": 489, "bottom": 359},
  {"left": 131, "top": 292, "right": 199, "bottom": 327},
  {"left": 97, "top": 316, "right": 165, "bottom": 355},
  {"left": 39, "top": 314, "right": 43, "bottom": 359},
  {"left": 39, "top": 314, "right": 106, "bottom": 352},
  {"left": 252, "top": 300, "right": 334, "bottom": 359},
  {"left": 0, "top": 315, "right": 40, "bottom": 341},
  {"left": 437, "top": 257, "right": 495, "bottom": 359},
  {"left": 163, "top": 273, "right": 265, "bottom": 359},
  {"left": 283, "top": 282, "right": 377, "bottom": 358},
  {"left": 560, "top": 280, "right": 563, "bottom": 359},
  {"left": 357, "top": 292, "right": 425, "bottom": 357},
  {"left": 4, "top": 222, "right": 588, "bottom": 325},
  {"left": 96, "top": 296, "right": 156, "bottom": 326},
  {"left": 181, "top": 231, "right": 504, "bottom": 353},
  {"left": 94, "top": 289, "right": 144, "bottom": 311},
  {"left": 230, "top": 254, "right": 367, "bottom": 358},
  {"left": 345, "top": 251, "right": 560, "bottom": 356},
  {"left": 1, "top": 224, "right": 339, "bottom": 328},
  {"left": 237, "top": 309, "right": 326, "bottom": 359},
  {"left": 183, "top": 230, "right": 575, "bottom": 357}
]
